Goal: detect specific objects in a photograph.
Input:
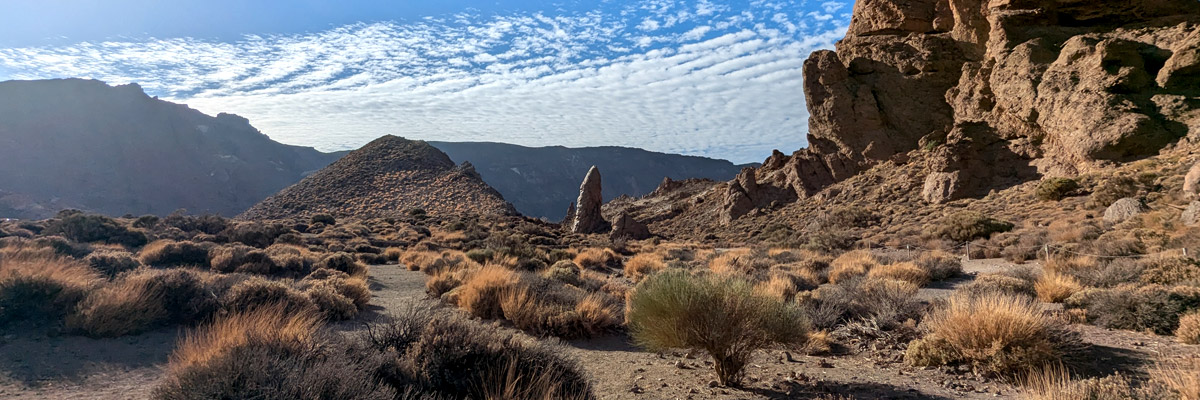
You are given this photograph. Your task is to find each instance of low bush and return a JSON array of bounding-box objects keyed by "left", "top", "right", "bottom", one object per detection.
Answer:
[
  {"left": 936, "top": 211, "right": 1014, "bottom": 242},
  {"left": 915, "top": 251, "right": 963, "bottom": 281},
  {"left": 1035, "top": 178, "right": 1081, "bottom": 201},
  {"left": 315, "top": 252, "right": 368, "bottom": 277},
  {"left": 220, "top": 222, "right": 292, "bottom": 248},
  {"left": 1020, "top": 368, "right": 1159, "bottom": 400},
  {"left": 84, "top": 250, "right": 141, "bottom": 278},
  {"left": 0, "top": 253, "right": 101, "bottom": 326},
  {"left": 68, "top": 275, "right": 166, "bottom": 337},
  {"left": 45, "top": 212, "right": 148, "bottom": 247},
  {"left": 867, "top": 262, "right": 931, "bottom": 287},
  {"left": 624, "top": 253, "right": 665, "bottom": 282},
  {"left": 959, "top": 271, "right": 1038, "bottom": 298},
  {"left": 457, "top": 264, "right": 520, "bottom": 319},
  {"left": 1139, "top": 256, "right": 1200, "bottom": 286},
  {"left": 627, "top": 270, "right": 809, "bottom": 386},
  {"left": 573, "top": 248, "right": 619, "bottom": 270},
  {"left": 801, "top": 277, "right": 923, "bottom": 331},
  {"left": 161, "top": 213, "right": 229, "bottom": 235},
  {"left": 906, "top": 292, "right": 1082, "bottom": 377},
  {"left": 1066, "top": 284, "right": 1200, "bottom": 335},
  {"left": 1035, "top": 271, "right": 1082, "bottom": 303},
  {"left": 1153, "top": 358, "right": 1200, "bottom": 400},
  {"left": 828, "top": 250, "right": 878, "bottom": 284},
  {"left": 209, "top": 245, "right": 278, "bottom": 275},
  {"left": 1177, "top": 311, "right": 1200, "bottom": 345},
  {"left": 1087, "top": 175, "right": 1139, "bottom": 209},
  {"left": 140, "top": 240, "right": 212, "bottom": 268},
  {"left": 220, "top": 277, "right": 315, "bottom": 315},
  {"left": 125, "top": 268, "right": 220, "bottom": 325}
]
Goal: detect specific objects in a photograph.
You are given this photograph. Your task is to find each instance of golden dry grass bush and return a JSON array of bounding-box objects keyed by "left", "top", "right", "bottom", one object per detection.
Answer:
[
  {"left": 382, "top": 247, "right": 403, "bottom": 262},
  {"left": 1035, "top": 271, "right": 1083, "bottom": 303},
  {"left": 401, "top": 249, "right": 440, "bottom": 272},
  {"left": 573, "top": 248, "right": 619, "bottom": 270},
  {"left": 83, "top": 250, "right": 141, "bottom": 278},
  {"left": 627, "top": 269, "right": 809, "bottom": 386},
  {"left": 906, "top": 292, "right": 1081, "bottom": 376},
  {"left": 458, "top": 264, "right": 521, "bottom": 319},
  {"left": 1139, "top": 255, "right": 1200, "bottom": 286},
  {"left": 221, "top": 277, "right": 315, "bottom": 315},
  {"left": 1177, "top": 311, "right": 1200, "bottom": 345},
  {"left": 139, "top": 240, "right": 211, "bottom": 267},
  {"left": 708, "top": 248, "right": 772, "bottom": 276},
  {"left": 828, "top": 250, "right": 879, "bottom": 284},
  {"left": 315, "top": 252, "right": 368, "bottom": 277},
  {"left": 166, "top": 305, "right": 322, "bottom": 375},
  {"left": 914, "top": 251, "right": 963, "bottom": 281},
  {"left": 575, "top": 293, "right": 622, "bottom": 336},
  {"left": 960, "top": 272, "right": 1038, "bottom": 298},
  {"left": 68, "top": 275, "right": 166, "bottom": 337},
  {"left": 867, "top": 262, "right": 931, "bottom": 287},
  {"left": 0, "top": 251, "right": 101, "bottom": 326},
  {"left": 1047, "top": 219, "right": 1103, "bottom": 243},
  {"left": 1153, "top": 357, "right": 1200, "bottom": 400},
  {"left": 1019, "top": 366, "right": 1151, "bottom": 400},
  {"left": 624, "top": 253, "right": 666, "bottom": 282},
  {"left": 430, "top": 228, "right": 468, "bottom": 244},
  {"left": 755, "top": 273, "right": 799, "bottom": 302},
  {"left": 426, "top": 268, "right": 467, "bottom": 298}
]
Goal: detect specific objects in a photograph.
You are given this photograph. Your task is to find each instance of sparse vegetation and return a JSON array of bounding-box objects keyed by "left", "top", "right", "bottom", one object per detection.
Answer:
[
  {"left": 627, "top": 270, "right": 808, "bottom": 386},
  {"left": 1035, "top": 178, "right": 1081, "bottom": 201}
]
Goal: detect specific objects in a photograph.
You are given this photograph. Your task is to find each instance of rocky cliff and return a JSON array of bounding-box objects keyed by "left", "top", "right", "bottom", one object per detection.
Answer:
[{"left": 723, "top": 0, "right": 1200, "bottom": 218}]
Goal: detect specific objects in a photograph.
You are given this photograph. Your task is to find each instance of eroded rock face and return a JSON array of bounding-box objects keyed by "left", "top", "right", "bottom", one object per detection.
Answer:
[
  {"left": 720, "top": 167, "right": 798, "bottom": 223},
  {"left": 1104, "top": 197, "right": 1147, "bottom": 223},
  {"left": 724, "top": 0, "right": 1200, "bottom": 217},
  {"left": 610, "top": 212, "right": 651, "bottom": 240},
  {"left": 922, "top": 171, "right": 962, "bottom": 204},
  {"left": 1185, "top": 161, "right": 1200, "bottom": 199},
  {"left": 572, "top": 166, "right": 610, "bottom": 234},
  {"left": 1183, "top": 201, "right": 1200, "bottom": 226}
]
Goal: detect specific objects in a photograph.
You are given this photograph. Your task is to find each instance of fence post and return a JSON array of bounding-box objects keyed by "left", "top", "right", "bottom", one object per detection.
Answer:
[
  {"left": 965, "top": 242, "right": 970, "bottom": 261},
  {"left": 1044, "top": 244, "right": 1051, "bottom": 262},
  {"left": 1185, "top": 248, "right": 1190, "bottom": 257}
]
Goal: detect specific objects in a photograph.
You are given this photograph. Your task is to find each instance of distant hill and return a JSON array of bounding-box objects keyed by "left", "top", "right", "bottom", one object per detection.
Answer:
[
  {"left": 242, "top": 136, "right": 516, "bottom": 219},
  {"left": 0, "top": 79, "right": 341, "bottom": 219},
  {"left": 429, "top": 141, "right": 753, "bottom": 220}
]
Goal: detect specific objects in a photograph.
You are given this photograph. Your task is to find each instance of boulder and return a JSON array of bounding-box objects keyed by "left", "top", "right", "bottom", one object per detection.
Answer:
[
  {"left": 1103, "top": 197, "right": 1147, "bottom": 223},
  {"left": 610, "top": 212, "right": 651, "bottom": 240},
  {"left": 922, "top": 171, "right": 962, "bottom": 204},
  {"left": 1183, "top": 201, "right": 1200, "bottom": 226},
  {"left": 572, "top": 166, "right": 610, "bottom": 234},
  {"left": 1185, "top": 161, "right": 1200, "bottom": 199},
  {"left": 720, "top": 182, "right": 755, "bottom": 223}
]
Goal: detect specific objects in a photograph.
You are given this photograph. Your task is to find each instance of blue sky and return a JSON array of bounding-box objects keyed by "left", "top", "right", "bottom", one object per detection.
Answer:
[{"left": 0, "top": 0, "right": 852, "bottom": 163}]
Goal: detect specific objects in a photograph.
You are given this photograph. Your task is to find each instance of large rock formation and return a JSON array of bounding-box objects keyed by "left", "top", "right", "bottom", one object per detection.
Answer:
[
  {"left": 241, "top": 136, "right": 516, "bottom": 219},
  {"left": 1186, "top": 161, "right": 1200, "bottom": 199},
  {"left": 610, "top": 211, "right": 651, "bottom": 240},
  {"left": 572, "top": 166, "right": 611, "bottom": 234},
  {"left": 721, "top": 0, "right": 1200, "bottom": 219}
]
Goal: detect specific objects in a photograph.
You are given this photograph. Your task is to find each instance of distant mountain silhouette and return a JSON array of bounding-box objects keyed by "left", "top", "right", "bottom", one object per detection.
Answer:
[
  {"left": 0, "top": 79, "right": 752, "bottom": 220},
  {"left": 429, "top": 141, "right": 752, "bottom": 220},
  {"left": 0, "top": 79, "right": 340, "bottom": 219},
  {"left": 242, "top": 136, "right": 516, "bottom": 219}
]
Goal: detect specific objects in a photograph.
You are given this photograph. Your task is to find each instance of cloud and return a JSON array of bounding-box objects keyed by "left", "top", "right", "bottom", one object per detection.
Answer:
[{"left": 0, "top": 1, "right": 851, "bottom": 164}]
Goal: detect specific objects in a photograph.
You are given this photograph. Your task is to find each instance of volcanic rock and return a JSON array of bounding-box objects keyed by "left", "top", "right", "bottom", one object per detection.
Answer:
[
  {"left": 241, "top": 136, "right": 516, "bottom": 219},
  {"left": 1183, "top": 201, "right": 1200, "bottom": 226},
  {"left": 572, "top": 166, "right": 610, "bottom": 234},
  {"left": 610, "top": 212, "right": 651, "bottom": 240},
  {"left": 1186, "top": 162, "right": 1200, "bottom": 199},
  {"left": 1104, "top": 197, "right": 1147, "bottom": 223}
]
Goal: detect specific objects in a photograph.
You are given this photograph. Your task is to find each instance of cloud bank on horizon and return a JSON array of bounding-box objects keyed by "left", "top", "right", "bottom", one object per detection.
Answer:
[{"left": 0, "top": 0, "right": 851, "bottom": 164}]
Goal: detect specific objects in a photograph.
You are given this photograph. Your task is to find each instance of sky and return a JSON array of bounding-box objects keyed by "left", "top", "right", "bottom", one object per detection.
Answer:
[{"left": 0, "top": 0, "right": 852, "bottom": 164}]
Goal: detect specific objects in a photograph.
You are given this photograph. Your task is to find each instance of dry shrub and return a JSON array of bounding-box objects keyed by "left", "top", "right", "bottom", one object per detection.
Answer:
[
  {"left": 803, "top": 330, "right": 833, "bottom": 356},
  {"left": 315, "top": 252, "right": 368, "bottom": 277},
  {"left": 627, "top": 270, "right": 809, "bottom": 386},
  {"left": 575, "top": 293, "right": 621, "bottom": 336},
  {"left": 1066, "top": 284, "right": 1200, "bottom": 335},
  {"left": 915, "top": 251, "right": 963, "bottom": 281},
  {"left": 383, "top": 247, "right": 403, "bottom": 262},
  {"left": 168, "top": 305, "right": 320, "bottom": 374},
  {"left": 68, "top": 275, "right": 166, "bottom": 337},
  {"left": 1048, "top": 219, "right": 1102, "bottom": 243},
  {"left": 906, "top": 292, "right": 1081, "bottom": 376},
  {"left": 1035, "top": 178, "right": 1081, "bottom": 201},
  {"left": 0, "top": 252, "right": 101, "bottom": 326},
  {"left": 221, "top": 277, "right": 314, "bottom": 315},
  {"left": 264, "top": 244, "right": 318, "bottom": 276},
  {"left": 937, "top": 211, "right": 1014, "bottom": 242},
  {"left": 1139, "top": 256, "right": 1200, "bottom": 286},
  {"left": 1020, "top": 367, "right": 1153, "bottom": 400},
  {"left": 542, "top": 260, "right": 582, "bottom": 286},
  {"left": 84, "top": 250, "right": 141, "bottom": 278},
  {"left": 828, "top": 250, "right": 879, "bottom": 284},
  {"left": 960, "top": 271, "right": 1038, "bottom": 298},
  {"left": 426, "top": 268, "right": 465, "bottom": 298},
  {"left": 1044, "top": 256, "right": 1098, "bottom": 275},
  {"left": 624, "top": 253, "right": 665, "bottom": 282},
  {"left": 209, "top": 244, "right": 278, "bottom": 275},
  {"left": 1035, "top": 271, "right": 1083, "bottom": 303},
  {"left": 458, "top": 264, "right": 520, "bottom": 319},
  {"left": 1176, "top": 311, "right": 1200, "bottom": 345},
  {"left": 756, "top": 273, "right": 799, "bottom": 302},
  {"left": 708, "top": 249, "right": 771, "bottom": 276},
  {"left": 867, "top": 262, "right": 931, "bottom": 287},
  {"left": 366, "top": 308, "right": 595, "bottom": 399},
  {"left": 303, "top": 276, "right": 370, "bottom": 320},
  {"left": 573, "top": 248, "right": 619, "bottom": 270},
  {"left": 140, "top": 240, "right": 211, "bottom": 267},
  {"left": 1153, "top": 358, "right": 1200, "bottom": 400}
]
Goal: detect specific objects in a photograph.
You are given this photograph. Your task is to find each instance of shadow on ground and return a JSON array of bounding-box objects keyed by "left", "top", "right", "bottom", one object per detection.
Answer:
[
  {"left": 0, "top": 326, "right": 177, "bottom": 386},
  {"left": 747, "top": 380, "right": 955, "bottom": 399}
]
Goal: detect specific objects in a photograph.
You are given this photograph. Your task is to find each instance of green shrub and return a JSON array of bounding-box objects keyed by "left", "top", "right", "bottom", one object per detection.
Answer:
[
  {"left": 936, "top": 211, "right": 1014, "bottom": 242},
  {"left": 1087, "top": 176, "right": 1139, "bottom": 209},
  {"left": 627, "top": 270, "right": 809, "bottom": 386},
  {"left": 1035, "top": 178, "right": 1081, "bottom": 201}
]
